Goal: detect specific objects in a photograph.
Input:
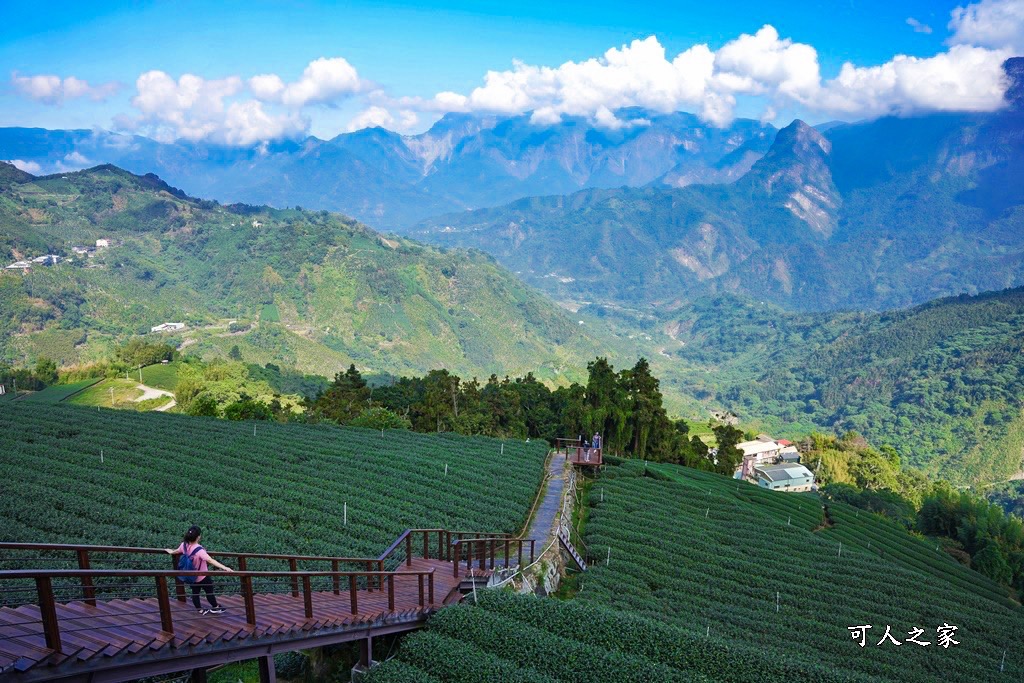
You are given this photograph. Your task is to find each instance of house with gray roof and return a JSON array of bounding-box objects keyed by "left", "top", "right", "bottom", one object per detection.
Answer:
[{"left": 754, "top": 463, "right": 815, "bottom": 493}]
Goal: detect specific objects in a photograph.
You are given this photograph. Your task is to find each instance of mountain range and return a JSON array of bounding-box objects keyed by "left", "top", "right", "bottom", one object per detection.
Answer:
[
  {"left": 415, "top": 58, "right": 1024, "bottom": 312},
  {"left": 0, "top": 110, "right": 775, "bottom": 229}
]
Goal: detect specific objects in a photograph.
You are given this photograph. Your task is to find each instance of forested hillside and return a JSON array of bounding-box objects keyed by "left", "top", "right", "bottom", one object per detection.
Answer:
[
  {"left": 0, "top": 163, "right": 608, "bottom": 381},
  {"left": 660, "top": 289, "right": 1024, "bottom": 484}
]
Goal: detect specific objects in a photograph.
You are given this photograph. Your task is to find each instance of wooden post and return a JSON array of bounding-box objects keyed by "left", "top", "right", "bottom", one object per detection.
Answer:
[
  {"left": 349, "top": 575, "right": 358, "bottom": 615},
  {"left": 172, "top": 553, "right": 187, "bottom": 603},
  {"left": 76, "top": 550, "right": 96, "bottom": 606},
  {"left": 530, "top": 540, "right": 536, "bottom": 564},
  {"left": 423, "top": 531, "right": 429, "bottom": 560},
  {"left": 437, "top": 530, "right": 444, "bottom": 560},
  {"left": 358, "top": 637, "right": 373, "bottom": 668},
  {"left": 504, "top": 540, "right": 510, "bottom": 568},
  {"left": 405, "top": 534, "right": 412, "bottom": 567},
  {"left": 453, "top": 545, "right": 460, "bottom": 578},
  {"left": 489, "top": 539, "right": 496, "bottom": 569},
  {"left": 191, "top": 668, "right": 208, "bottom": 683},
  {"left": 301, "top": 576, "right": 313, "bottom": 619},
  {"left": 428, "top": 570, "right": 434, "bottom": 605},
  {"left": 241, "top": 575, "right": 256, "bottom": 626},
  {"left": 258, "top": 655, "right": 277, "bottom": 683},
  {"left": 417, "top": 574, "right": 424, "bottom": 606},
  {"left": 35, "top": 577, "right": 61, "bottom": 653},
  {"left": 155, "top": 576, "right": 174, "bottom": 634},
  {"left": 387, "top": 575, "right": 395, "bottom": 611},
  {"left": 285, "top": 558, "right": 299, "bottom": 598},
  {"left": 478, "top": 541, "right": 486, "bottom": 571},
  {"left": 332, "top": 560, "right": 340, "bottom": 595}
]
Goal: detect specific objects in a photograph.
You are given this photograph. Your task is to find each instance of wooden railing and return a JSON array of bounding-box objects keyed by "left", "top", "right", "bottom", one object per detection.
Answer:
[
  {"left": 0, "top": 541, "right": 385, "bottom": 605},
  {"left": 0, "top": 566, "right": 436, "bottom": 655},
  {"left": 555, "top": 437, "right": 581, "bottom": 455},
  {"left": 450, "top": 537, "right": 535, "bottom": 578}
]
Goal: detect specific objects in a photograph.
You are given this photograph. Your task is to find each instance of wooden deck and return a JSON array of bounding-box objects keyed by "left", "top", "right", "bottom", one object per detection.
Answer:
[
  {"left": 0, "top": 531, "right": 529, "bottom": 682},
  {"left": 567, "top": 447, "right": 602, "bottom": 467}
]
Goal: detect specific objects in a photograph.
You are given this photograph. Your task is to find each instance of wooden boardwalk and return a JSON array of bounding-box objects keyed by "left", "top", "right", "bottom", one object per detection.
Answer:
[{"left": 0, "top": 530, "right": 532, "bottom": 682}]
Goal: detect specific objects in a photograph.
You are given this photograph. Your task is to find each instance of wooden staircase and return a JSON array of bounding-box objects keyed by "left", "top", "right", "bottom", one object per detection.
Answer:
[{"left": 557, "top": 527, "right": 587, "bottom": 571}]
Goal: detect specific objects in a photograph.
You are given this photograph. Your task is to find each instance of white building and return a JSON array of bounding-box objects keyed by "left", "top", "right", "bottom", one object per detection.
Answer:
[
  {"left": 5, "top": 261, "right": 31, "bottom": 271},
  {"left": 754, "top": 464, "right": 816, "bottom": 493},
  {"left": 737, "top": 439, "right": 783, "bottom": 466},
  {"left": 31, "top": 255, "right": 59, "bottom": 266},
  {"left": 151, "top": 322, "right": 186, "bottom": 333},
  {"left": 96, "top": 239, "right": 110, "bottom": 248}
]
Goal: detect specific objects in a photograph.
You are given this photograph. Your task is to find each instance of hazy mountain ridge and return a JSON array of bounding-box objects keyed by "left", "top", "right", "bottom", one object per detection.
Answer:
[
  {"left": 0, "top": 111, "right": 776, "bottom": 229},
  {"left": 416, "top": 59, "right": 1024, "bottom": 312}
]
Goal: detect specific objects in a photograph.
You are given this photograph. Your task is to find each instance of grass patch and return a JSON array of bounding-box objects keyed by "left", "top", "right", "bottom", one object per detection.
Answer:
[
  {"left": 140, "top": 361, "right": 182, "bottom": 392},
  {"left": 65, "top": 379, "right": 143, "bottom": 408},
  {"left": 260, "top": 303, "right": 280, "bottom": 322},
  {"left": 20, "top": 378, "right": 102, "bottom": 404}
]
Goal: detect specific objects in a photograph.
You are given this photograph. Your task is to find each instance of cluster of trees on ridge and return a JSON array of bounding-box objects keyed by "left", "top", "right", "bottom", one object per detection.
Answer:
[{"left": 306, "top": 357, "right": 726, "bottom": 466}]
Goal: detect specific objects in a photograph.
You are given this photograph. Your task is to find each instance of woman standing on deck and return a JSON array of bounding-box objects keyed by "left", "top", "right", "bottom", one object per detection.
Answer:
[{"left": 165, "top": 525, "right": 234, "bottom": 614}]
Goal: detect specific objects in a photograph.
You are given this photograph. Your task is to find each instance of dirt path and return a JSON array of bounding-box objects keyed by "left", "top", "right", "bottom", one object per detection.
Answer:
[{"left": 134, "top": 383, "right": 175, "bottom": 411}]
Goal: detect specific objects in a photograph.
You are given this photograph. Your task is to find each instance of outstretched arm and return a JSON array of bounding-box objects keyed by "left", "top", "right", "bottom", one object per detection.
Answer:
[
  {"left": 165, "top": 547, "right": 181, "bottom": 555},
  {"left": 208, "top": 557, "right": 235, "bottom": 572}
]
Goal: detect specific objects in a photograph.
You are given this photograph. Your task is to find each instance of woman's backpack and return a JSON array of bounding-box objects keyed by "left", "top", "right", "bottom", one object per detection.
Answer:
[{"left": 177, "top": 544, "right": 204, "bottom": 583}]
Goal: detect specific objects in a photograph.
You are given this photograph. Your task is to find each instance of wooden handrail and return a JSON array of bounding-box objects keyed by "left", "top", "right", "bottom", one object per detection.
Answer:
[
  {"left": 0, "top": 568, "right": 436, "bottom": 579},
  {"left": 0, "top": 541, "right": 378, "bottom": 565}
]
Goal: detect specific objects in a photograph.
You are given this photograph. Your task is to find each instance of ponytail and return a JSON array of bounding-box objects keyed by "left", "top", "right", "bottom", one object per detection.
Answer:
[{"left": 183, "top": 525, "right": 202, "bottom": 543}]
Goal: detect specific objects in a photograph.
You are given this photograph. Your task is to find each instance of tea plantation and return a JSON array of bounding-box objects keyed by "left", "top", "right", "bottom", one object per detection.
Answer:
[
  {"left": 371, "top": 460, "right": 1024, "bottom": 682},
  {"left": 0, "top": 402, "right": 547, "bottom": 559},
  {"left": 575, "top": 461, "right": 1024, "bottom": 682}
]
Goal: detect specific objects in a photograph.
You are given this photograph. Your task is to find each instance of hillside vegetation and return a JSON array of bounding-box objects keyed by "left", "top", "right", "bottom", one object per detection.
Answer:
[
  {"left": 659, "top": 289, "right": 1024, "bottom": 483},
  {"left": 0, "top": 402, "right": 547, "bottom": 557},
  {"left": 0, "top": 163, "right": 605, "bottom": 381}
]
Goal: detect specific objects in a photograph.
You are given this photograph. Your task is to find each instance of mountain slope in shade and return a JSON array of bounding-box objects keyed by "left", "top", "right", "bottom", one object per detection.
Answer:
[
  {"left": 0, "top": 163, "right": 610, "bottom": 380},
  {"left": 0, "top": 112, "right": 776, "bottom": 229},
  {"left": 415, "top": 59, "right": 1024, "bottom": 312}
]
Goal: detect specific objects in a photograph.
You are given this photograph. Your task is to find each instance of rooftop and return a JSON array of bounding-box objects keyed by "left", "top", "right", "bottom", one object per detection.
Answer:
[{"left": 755, "top": 464, "right": 814, "bottom": 482}]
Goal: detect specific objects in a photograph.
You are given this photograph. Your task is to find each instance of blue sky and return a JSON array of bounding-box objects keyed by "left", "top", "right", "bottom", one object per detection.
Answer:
[{"left": 1, "top": 0, "right": 1020, "bottom": 142}]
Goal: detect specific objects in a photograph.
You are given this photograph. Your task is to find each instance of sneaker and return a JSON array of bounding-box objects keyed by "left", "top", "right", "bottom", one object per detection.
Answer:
[{"left": 206, "top": 606, "right": 225, "bottom": 614}]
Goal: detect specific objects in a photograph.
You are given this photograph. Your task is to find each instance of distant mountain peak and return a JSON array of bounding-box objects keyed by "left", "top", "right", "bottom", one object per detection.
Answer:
[{"left": 747, "top": 119, "right": 839, "bottom": 237}]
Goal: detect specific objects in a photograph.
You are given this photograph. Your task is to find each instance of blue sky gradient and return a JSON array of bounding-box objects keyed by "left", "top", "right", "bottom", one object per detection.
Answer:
[{"left": 0, "top": 0, "right": 1017, "bottom": 140}]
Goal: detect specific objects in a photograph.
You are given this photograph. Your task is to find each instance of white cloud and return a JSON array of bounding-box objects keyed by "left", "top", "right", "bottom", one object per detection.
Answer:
[
  {"left": 11, "top": 72, "right": 120, "bottom": 104},
  {"left": 417, "top": 18, "right": 1015, "bottom": 129},
  {"left": 810, "top": 44, "right": 1010, "bottom": 117},
  {"left": 949, "top": 0, "right": 1024, "bottom": 52},
  {"left": 906, "top": 17, "right": 934, "bottom": 34},
  {"left": 345, "top": 106, "right": 420, "bottom": 133},
  {"left": 128, "top": 70, "right": 307, "bottom": 146},
  {"left": 251, "top": 57, "right": 365, "bottom": 107},
  {"left": 7, "top": 159, "right": 42, "bottom": 174}
]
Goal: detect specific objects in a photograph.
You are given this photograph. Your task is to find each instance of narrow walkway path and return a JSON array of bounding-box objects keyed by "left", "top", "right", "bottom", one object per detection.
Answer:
[{"left": 526, "top": 452, "right": 566, "bottom": 549}]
